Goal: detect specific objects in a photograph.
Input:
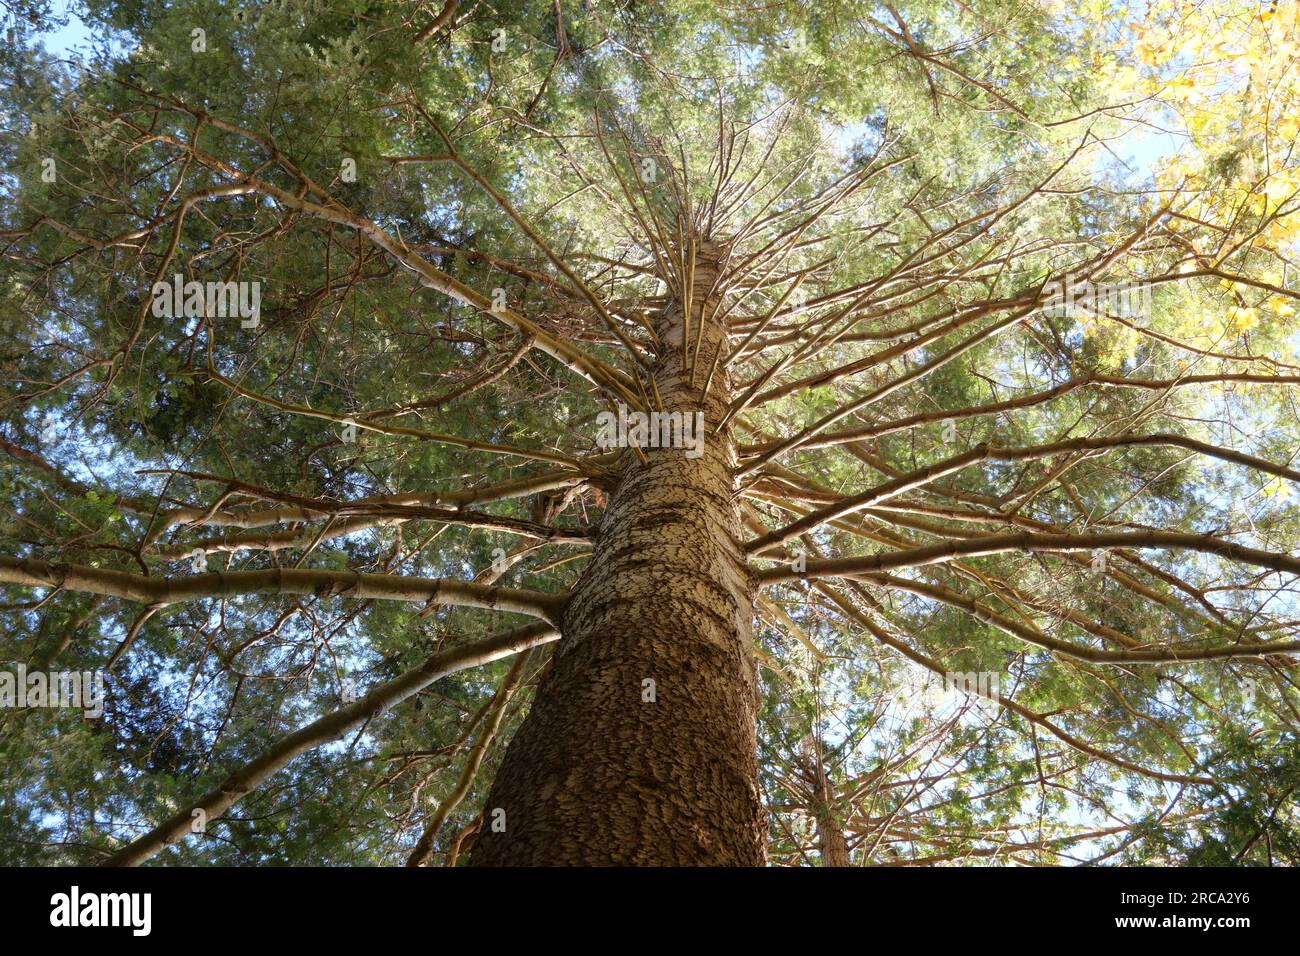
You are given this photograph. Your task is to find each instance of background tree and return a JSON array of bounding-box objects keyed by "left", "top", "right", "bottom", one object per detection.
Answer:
[{"left": 1, "top": 0, "right": 1297, "bottom": 865}]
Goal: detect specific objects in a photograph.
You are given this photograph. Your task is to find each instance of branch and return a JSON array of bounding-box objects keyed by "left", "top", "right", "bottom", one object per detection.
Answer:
[
  {"left": 813, "top": 579, "right": 1217, "bottom": 785},
  {"left": 103, "top": 621, "right": 558, "bottom": 866},
  {"left": 747, "top": 434, "right": 1300, "bottom": 553},
  {"left": 756, "top": 529, "right": 1300, "bottom": 597},
  {"left": 0, "top": 556, "right": 567, "bottom": 623},
  {"left": 405, "top": 647, "right": 531, "bottom": 866},
  {"left": 414, "top": 0, "right": 459, "bottom": 43}
]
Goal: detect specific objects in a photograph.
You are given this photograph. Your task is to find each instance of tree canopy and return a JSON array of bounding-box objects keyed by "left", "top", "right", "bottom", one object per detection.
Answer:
[{"left": 1, "top": 0, "right": 1298, "bottom": 865}]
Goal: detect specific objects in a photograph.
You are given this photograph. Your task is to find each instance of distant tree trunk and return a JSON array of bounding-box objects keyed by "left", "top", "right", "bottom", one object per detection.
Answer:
[
  {"left": 471, "top": 243, "right": 767, "bottom": 865},
  {"left": 810, "top": 756, "right": 851, "bottom": 867},
  {"left": 817, "top": 815, "right": 852, "bottom": 867}
]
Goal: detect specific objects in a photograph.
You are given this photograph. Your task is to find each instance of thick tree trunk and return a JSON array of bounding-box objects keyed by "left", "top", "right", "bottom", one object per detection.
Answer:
[{"left": 470, "top": 244, "right": 767, "bottom": 865}]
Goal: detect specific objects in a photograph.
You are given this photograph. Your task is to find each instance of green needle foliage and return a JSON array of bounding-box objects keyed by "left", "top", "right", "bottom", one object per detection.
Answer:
[{"left": 0, "top": 0, "right": 1297, "bottom": 865}]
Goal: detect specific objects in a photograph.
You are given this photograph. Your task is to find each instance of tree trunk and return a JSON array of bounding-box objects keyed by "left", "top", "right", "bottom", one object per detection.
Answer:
[
  {"left": 817, "top": 814, "right": 852, "bottom": 867},
  {"left": 470, "top": 243, "right": 767, "bottom": 865},
  {"left": 808, "top": 749, "right": 851, "bottom": 867}
]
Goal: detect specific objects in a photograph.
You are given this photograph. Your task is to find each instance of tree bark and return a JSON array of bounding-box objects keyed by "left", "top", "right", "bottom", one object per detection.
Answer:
[
  {"left": 805, "top": 745, "right": 851, "bottom": 867},
  {"left": 817, "top": 813, "right": 852, "bottom": 867},
  {"left": 471, "top": 243, "right": 767, "bottom": 865}
]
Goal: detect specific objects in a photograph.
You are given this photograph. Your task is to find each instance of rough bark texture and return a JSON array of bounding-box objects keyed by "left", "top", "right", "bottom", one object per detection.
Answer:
[
  {"left": 817, "top": 813, "right": 852, "bottom": 868},
  {"left": 471, "top": 243, "right": 767, "bottom": 865},
  {"left": 806, "top": 745, "right": 851, "bottom": 867}
]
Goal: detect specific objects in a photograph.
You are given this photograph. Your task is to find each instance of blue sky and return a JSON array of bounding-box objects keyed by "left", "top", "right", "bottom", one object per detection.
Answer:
[{"left": 39, "top": 0, "right": 96, "bottom": 56}]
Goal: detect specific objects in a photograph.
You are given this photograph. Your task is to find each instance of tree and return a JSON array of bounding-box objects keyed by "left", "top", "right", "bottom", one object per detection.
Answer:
[{"left": 1, "top": 0, "right": 1298, "bottom": 866}]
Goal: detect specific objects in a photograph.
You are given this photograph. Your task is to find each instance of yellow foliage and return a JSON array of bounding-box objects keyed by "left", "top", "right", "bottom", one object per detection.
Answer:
[
  {"left": 1059, "top": 0, "right": 1300, "bottom": 252},
  {"left": 1229, "top": 306, "right": 1259, "bottom": 333}
]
